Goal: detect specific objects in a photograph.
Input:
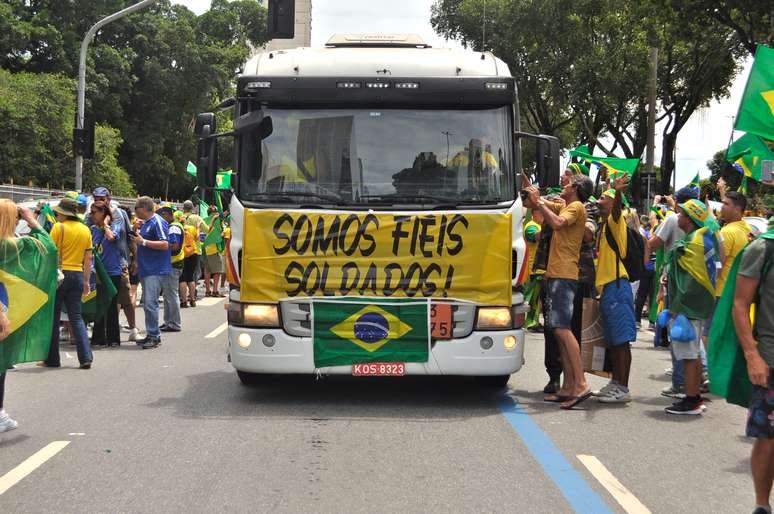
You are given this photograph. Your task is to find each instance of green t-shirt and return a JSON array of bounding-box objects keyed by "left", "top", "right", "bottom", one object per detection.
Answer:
[{"left": 738, "top": 237, "right": 774, "bottom": 367}]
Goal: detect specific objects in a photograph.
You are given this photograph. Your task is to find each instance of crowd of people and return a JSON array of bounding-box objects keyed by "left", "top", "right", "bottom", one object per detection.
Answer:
[
  {"left": 522, "top": 163, "right": 773, "bottom": 514},
  {"left": 0, "top": 187, "right": 231, "bottom": 434}
]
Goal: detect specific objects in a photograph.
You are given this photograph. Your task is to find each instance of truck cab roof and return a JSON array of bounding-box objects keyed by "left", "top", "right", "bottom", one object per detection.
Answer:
[{"left": 244, "top": 33, "right": 511, "bottom": 79}]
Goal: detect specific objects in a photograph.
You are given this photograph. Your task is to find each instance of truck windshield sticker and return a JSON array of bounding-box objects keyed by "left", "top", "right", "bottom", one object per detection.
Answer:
[{"left": 240, "top": 210, "right": 512, "bottom": 305}]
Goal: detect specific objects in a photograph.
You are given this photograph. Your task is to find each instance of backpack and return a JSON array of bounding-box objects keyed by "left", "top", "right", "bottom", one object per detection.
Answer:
[
  {"left": 604, "top": 222, "right": 645, "bottom": 283},
  {"left": 182, "top": 224, "right": 198, "bottom": 257}
]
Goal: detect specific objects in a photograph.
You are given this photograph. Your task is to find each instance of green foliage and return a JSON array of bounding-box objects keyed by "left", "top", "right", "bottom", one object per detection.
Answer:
[
  {"left": 0, "top": 69, "right": 75, "bottom": 187},
  {"left": 0, "top": 0, "right": 268, "bottom": 198},
  {"left": 83, "top": 124, "right": 135, "bottom": 197}
]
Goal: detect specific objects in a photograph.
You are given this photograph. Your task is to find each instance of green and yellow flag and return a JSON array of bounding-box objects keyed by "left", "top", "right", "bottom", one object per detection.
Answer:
[
  {"left": 735, "top": 44, "right": 774, "bottom": 140},
  {"left": 204, "top": 215, "right": 225, "bottom": 253},
  {"left": 569, "top": 145, "right": 640, "bottom": 177},
  {"left": 37, "top": 203, "right": 57, "bottom": 232},
  {"left": 80, "top": 252, "right": 117, "bottom": 324},
  {"left": 312, "top": 299, "right": 429, "bottom": 368},
  {"left": 0, "top": 230, "right": 58, "bottom": 370},
  {"left": 726, "top": 132, "right": 774, "bottom": 181}
]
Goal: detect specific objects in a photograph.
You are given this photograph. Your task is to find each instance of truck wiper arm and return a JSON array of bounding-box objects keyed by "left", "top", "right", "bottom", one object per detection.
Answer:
[
  {"left": 250, "top": 191, "right": 342, "bottom": 203},
  {"left": 358, "top": 193, "right": 457, "bottom": 204}
]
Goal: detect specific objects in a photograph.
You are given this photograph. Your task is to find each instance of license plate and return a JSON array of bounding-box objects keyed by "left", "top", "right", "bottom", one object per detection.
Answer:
[
  {"left": 431, "top": 303, "right": 453, "bottom": 339},
  {"left": 352, "top": 363, "right": 406, "bottom": 376}
]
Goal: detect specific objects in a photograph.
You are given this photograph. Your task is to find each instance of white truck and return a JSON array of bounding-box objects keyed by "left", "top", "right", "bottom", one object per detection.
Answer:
[{"left": 194, "top": 26, "right": 560, "bottom": 387}]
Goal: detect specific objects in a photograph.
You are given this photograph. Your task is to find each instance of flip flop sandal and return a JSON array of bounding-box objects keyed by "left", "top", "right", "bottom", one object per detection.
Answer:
[
  {"left": 543, "top": 394, "right": 571, "bottom": 403},
  {"left": 560, "top": 390, "right": 593, "bottom": 410}
]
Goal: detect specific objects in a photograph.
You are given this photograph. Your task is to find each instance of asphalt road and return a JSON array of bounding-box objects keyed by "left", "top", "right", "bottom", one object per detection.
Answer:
[{"left": 0, "top": 297, "right": 755, "bottom": 513}]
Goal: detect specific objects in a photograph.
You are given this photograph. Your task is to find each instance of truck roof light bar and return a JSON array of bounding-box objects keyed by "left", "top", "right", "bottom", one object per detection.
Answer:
[
  {"left": 485, "top": 82, "right": 509, "bottom": 90},
  {"left": 394, "top": 82, "right": 419, "bottom": 89},
  {"left": 337, "top": 82, "right": 362, "bottom": 88},
  {"left": 365, "top": 82, "right": 390, "bottom": 89}
]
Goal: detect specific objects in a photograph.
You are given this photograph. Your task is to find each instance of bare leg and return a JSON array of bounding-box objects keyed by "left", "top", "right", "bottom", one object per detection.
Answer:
[
  {"left": 752, "top": 439, "right": 774, "bottom": 508},
  {"left": 555, "top": 328, "right": 587, "bottom": 398},
  {"left": 611, "top": 346, "right": 632, "bottom": 387},
  {"left": 684, "top": 359, "right": 701, "bottom": 397},
  {"left": 556, "top": 337, "right": 573, "bottom": 396},
  {"left": 204, "top": 269, "right": 212, "bottom": 295},
  {"left": 179, "top": 283, "right": 188, "bottom": 305}
]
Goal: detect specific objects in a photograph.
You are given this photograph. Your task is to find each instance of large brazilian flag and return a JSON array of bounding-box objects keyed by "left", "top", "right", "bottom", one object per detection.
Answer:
[
  {"left": 312, "top": 298, "right": 429, "bottom": 368},
  {"left": 0, "top": 228, "right": 58, "bottom": 370}
]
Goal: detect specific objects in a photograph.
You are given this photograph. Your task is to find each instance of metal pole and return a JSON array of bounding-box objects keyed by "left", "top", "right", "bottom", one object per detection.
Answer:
[
  {"left": 646, "top": 47, "right": 658, "bottom": 204},
  {"left": 75, "top": 0, "right": 158, "bottom": 192}
]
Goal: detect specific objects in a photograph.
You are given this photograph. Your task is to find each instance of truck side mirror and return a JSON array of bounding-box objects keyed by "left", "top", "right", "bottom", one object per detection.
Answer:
[
  {"left": 535, "top": 136, "right": 560, "bottom": 189},
  {"left": 268, "top": 0, "right": 295, "bottom": 39},
  {"left": 195, "top": 112, "right": 218, "bottom": 190}
]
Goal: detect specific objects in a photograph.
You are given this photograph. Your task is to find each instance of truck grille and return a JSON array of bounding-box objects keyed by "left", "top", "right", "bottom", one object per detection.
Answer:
[{"left": 280, "top": 299, "right": 476, "bottom": 339}]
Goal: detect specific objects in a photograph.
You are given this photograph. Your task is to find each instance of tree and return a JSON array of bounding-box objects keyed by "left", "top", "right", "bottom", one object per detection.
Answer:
[
  {"left": 83, "top": 124, "right": 136, "bottom": 197},
  {"left": 0, "top": 0, "right": 269, "bottom": 198},
  {"left": 680, "top": 0, "right": 774, "bottom": 56}
]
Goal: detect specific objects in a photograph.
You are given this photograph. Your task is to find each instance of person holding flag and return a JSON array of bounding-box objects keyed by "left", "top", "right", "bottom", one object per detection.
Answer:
[
  {"left": 203, "top": 205, "right": 225, "bottom": 297},
  {"left": 88, "top": 202, "right": 124, "bottom": 347},
  {"left": 664, "top": 199, "right": 720, "bottom": 415},
  {"left": 0, "top": 200, "right": 58, "bottom": 432}
]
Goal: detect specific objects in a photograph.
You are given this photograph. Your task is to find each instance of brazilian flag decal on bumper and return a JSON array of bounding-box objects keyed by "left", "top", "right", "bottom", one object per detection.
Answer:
[{"left": 312, "top": 298, "right": 430, "bottom": 368}]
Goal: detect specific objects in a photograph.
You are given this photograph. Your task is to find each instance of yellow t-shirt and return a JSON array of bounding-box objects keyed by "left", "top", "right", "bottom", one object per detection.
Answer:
[
  {"left": 716, "top": 220, "right": 752, "bottom": 296},
  {"left": 51, "top": 220, "right": 93, "bottom": 272},
  {"left": 596, "top": 213, "right": 629, "bottom": 288},
  {"left": 184, "top": 214, "right": 209, "bottom": 255},
  {"left": 545, "top": 200, "right": 586, "bottom": 280}
]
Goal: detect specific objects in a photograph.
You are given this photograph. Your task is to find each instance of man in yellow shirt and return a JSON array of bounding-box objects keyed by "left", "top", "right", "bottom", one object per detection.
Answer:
[
  {"left": 593, "top": 176, "right": 637, "bottom": 404},
  {"left": 524, "top": 174, "right": 594, "bottom": 409},
  {"left": 717, "top": 192, "right": 751, "bottom": 295},
  {"left": 45, "top": 197, "right": 94, "bottom": 369}
]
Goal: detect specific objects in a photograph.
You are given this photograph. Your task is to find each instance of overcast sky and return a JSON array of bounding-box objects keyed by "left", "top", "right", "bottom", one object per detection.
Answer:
[{"left": 174, "top": 0, "right": 751, "bottom": 188}]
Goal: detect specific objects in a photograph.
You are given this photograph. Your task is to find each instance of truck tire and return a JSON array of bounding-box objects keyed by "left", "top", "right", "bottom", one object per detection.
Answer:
[
  {"left": 237, "top": 370, "right": 266, "bottom": 386},
  {"left": 474, "top": 374, "right": 511, "bottom": 389}
]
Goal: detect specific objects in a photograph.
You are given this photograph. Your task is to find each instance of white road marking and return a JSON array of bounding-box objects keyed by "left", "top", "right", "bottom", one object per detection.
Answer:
[
  {"left": 0, "top": 441, "right": 71, "bottom": 495},
  {"left": 577, "top": 455, "right": 652, "bottom": 514},
  {"left": 68, "top": 433, "right": 85, "bottom": 436},
  {"left": 196, "top": 297, "right": 225, "bottom": 307},
  {"left": 205, "top": 322, "right": 228, "bottom": 339}
]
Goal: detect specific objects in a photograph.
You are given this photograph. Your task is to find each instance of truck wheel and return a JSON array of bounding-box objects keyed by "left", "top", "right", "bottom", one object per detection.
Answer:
[
  {"left": 474, "top": 374, "right": 511, "bottom": 389},
  {"left": 237, "top": 370, "right": 266, "bottom": 386}
]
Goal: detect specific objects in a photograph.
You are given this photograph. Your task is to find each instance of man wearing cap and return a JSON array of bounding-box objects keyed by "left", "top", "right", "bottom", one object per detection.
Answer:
[
  {"left": 90, "top": 186, "right": 139, "bottom": 342},
  {"left": 664, "top": 199, "right": 719, "bottom": 415},
  {"left": 524, "top": 173, "right": 594, "bottom": 410},
  {"left": 133, "top": 196, "right": 172, "bottom": 349},
  {"left": 44, "top": 197, "right": 94, "bottom": 369},
  {"left": 592, "top": 176, "right": 636, "bottom": 403},
  {"left": 647, "top": 186, "right": 707, "bottom": 398},
  {"left": 180, "top": 200, "right": 209, "bottom": 306},
  {"left": 156, "top": 204, "right": 183, "bottom": 333}
]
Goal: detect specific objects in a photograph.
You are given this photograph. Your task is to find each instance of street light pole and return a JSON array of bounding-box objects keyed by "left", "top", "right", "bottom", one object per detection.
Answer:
[{"left": 75, "top": 0, "right": 158, "bottom": 192}]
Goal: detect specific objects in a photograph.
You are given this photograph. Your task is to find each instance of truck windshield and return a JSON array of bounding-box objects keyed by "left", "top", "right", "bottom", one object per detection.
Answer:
[{"left": 240, "top": 107, "right": 514, "bottom": 206}]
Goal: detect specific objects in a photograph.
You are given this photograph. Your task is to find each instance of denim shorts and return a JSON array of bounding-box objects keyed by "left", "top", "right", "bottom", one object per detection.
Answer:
[
  {"left": 746, "top": 370, "right": 774, "bottom": 439},
  {"left": 600, "top": 280, "right": 637, "bottom": 346},
  {"left": 545, "top": 278, "right": 578, "bottom": 330}
]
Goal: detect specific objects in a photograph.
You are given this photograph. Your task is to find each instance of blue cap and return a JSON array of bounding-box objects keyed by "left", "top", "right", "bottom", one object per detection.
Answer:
[
  {"left": 675, "top": 186, "right": 699, "bottom": 203},
  {"left": 92, "top": 186, "right": 110, "bottom": 197},
  {"left": 76, "top": 194, "right": 88, "bottom": 206}
]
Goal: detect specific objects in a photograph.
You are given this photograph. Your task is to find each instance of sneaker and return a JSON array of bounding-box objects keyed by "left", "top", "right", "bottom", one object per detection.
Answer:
[
  {"left": 665, "top": 396, "right": 704, "bottom": 415},
  {"left": 141, "top": 337, "right": 161, "bottom": 349},
  {"left": 543, "top": 379, "right": 560, "bottom": 394},
  {"left": 0, "top": 410, "right": 18, "bottom": 433},
  {"left": 664, "top": 367, "right": 673, "bottom": 376},
  {"left": 751, "top": 507, "right": 772, "bottom": 514},
  {"left": 79, "top": 361, "right": 92, "bottom": 370},
  {"left": 189, "top": 298, "right": 197, "bottom": 307},
  {"left": 661, "top": 385, "right": 686, "bottom": 399},
  {"left": 592, "top": 380, "right": 618, "bottom": 397},
  {"left": 598, "top": 385, "right": 632, "bottom": 403},
  {"left": 128, "top": 328, "right": 140, "bottom": 342},
  {"left": 160, "top": 325, "right": 181, "bottom": 333}
]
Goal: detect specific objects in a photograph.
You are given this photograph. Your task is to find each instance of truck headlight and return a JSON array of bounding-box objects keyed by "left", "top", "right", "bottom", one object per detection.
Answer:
[
  {"left": 475, "top": 307, "right": 513, "bottom": 330},
  {"left": 227, "top": 303, "right": 280, "bottom": 328}
]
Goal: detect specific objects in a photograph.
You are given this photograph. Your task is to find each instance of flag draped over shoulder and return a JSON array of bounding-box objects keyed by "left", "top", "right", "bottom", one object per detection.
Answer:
[
  {"left": 204, "top": 215, "right": 225, "bottom": 252},
  {"left": 569, "top": 145, "right": 640, "bottom": 177},
  {"left": 666, "top": 227, "right": 720, "bottom": 321},
  {"left": 726, "top": 132, "right": 774, "bottom": 182},
  {"left": 37, "top": 203, "right": 57, "bottom": 233},
  {"left": 0, "top": 229, "right": 58, "bottom": 370},
  {"left": 734, "top": 44, "right": 774, "bottom": 141},
  {"left": 80, "top": 252, "right": 117, "bottom": 324},
  {"left": 708, "top": 230, "right": 774, "bottom": 407}
]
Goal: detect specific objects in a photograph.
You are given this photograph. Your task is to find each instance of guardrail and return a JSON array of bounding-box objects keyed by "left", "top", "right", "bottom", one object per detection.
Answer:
[{"left": 0, "top": 184, "right": 174, "bottom": 209}]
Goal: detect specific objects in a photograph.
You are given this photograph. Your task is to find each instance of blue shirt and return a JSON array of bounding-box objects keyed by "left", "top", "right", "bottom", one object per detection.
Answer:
[
  {"left": 91, "top": 221, "right": 124, "bottom": 276},
  {"left": 137, "top": 214, "right": 172, "bottom": 278}
]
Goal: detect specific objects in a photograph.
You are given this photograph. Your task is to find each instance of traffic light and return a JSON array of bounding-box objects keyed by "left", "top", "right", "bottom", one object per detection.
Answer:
[{"left": 73, "top": 113, "right": 96, "bottom": 159}]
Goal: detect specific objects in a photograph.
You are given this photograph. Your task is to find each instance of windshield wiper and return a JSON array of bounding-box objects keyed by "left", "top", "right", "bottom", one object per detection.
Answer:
[
  {"left": 249, "top": 191, "right": 342, "bottom": 203},
  {"left": 357, "top": 193, "right": 458, "bottom": 204}
]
